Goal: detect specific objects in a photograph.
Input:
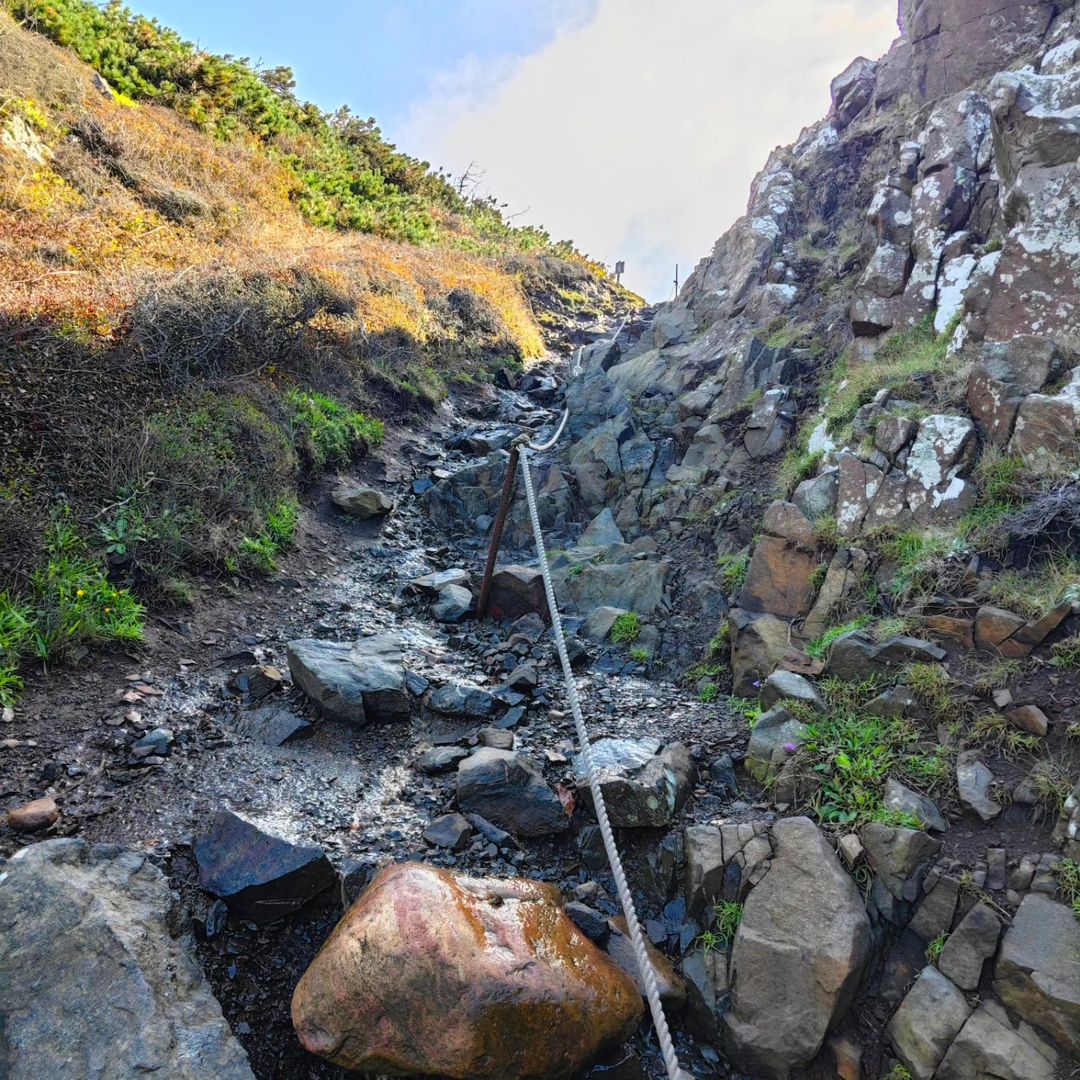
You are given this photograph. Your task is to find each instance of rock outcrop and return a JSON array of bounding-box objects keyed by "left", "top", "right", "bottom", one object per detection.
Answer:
[{"left": 721, "top": 818, "right": 872, "bottom": 1078}]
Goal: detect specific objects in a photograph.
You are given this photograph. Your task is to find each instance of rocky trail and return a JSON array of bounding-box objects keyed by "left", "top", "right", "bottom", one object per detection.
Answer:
[{"left": 1, "top": 311, "right": 759, "bottom": 1079}]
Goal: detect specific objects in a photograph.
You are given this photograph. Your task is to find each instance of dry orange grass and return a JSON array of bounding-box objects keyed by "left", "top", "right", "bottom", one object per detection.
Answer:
[{"left": 0, "top": 10, "right": 545, "bottom": 358}]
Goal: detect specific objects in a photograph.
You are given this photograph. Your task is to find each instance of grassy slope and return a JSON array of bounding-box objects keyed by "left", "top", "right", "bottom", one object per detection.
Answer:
[{"left": 0, "top": 6, "right": 637, "bottom": 701}]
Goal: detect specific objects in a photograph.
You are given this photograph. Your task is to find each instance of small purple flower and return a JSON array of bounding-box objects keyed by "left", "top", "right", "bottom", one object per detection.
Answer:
[
  {"left": 783, "top": 742, "right": 798, "bottom": 754},
  {"left": 752, "top": 680, "right": 762, "bottom": 689}
]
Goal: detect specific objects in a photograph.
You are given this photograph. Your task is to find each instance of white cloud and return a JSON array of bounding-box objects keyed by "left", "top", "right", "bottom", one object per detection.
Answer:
[{"left": 404, "top": 0, "right": 900, "bottom": 300}]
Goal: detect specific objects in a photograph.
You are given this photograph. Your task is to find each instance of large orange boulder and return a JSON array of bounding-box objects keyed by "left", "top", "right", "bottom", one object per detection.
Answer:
[{"left": 291, "top": 863, "right": 642, "bottom": 1079}]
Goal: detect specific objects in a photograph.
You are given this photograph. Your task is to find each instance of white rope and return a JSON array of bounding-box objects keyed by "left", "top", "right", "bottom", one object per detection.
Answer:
[
  {"left": 525, "top": 312, "right": 633, "bottom": 454},
  {"left": 518, "top": 443, "right": 690, "bottom": 1080}
]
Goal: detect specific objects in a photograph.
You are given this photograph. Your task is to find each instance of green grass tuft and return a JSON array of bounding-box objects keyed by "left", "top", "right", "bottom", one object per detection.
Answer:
[
  {"left": 717, "top": 551, "right": 750, "bottom": 595},
  {"left": 806, "top": 615, "right": 872, "bottom": 660},
  {"left": 0, "top": 519, "right": 144, "bottom": 706},
  {"left": 609, "top": 612, "right": 642, "bottom": 645},
  {"left": 824, "top": 313, "right": 958, "bottom": 432}
]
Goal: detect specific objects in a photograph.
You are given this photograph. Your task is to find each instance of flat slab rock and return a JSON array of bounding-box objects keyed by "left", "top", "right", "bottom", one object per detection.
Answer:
[
  {"left": 291, "top": 862, "right": 641, "bottom": 1078},
  {"left": 0, "top": 838, "right": 254, "bottom": 1079},
  {"left": 286, "top": 634, "right": 409, "bottom": 725},
  {"left": 232, "top": 703, "right": 312, "bottom": 746},
  {"left": 194, "top": 810, "right": 335, "bottom": 923}
]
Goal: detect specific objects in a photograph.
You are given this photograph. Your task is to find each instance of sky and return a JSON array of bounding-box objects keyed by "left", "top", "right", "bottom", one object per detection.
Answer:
[{"left": 138, "top": 1, "right": 901, "bottom": 300}]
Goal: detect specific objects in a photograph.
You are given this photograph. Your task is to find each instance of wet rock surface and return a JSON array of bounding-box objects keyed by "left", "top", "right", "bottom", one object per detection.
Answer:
[
  {"left": 194, "top": 810, "right": 336, "bottom": 923},
  {"left": 456, "top": 747, "right": 570, "bottom": 838},
  {"left": 291, "top": 862, "right": 643, "bottom": 1078}
]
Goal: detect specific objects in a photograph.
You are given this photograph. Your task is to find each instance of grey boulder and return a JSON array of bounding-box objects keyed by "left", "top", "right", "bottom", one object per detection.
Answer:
[
  {"left": 883, "top": 777, "right": 947, "bottom": 832},
  {"left": 994, "top": 893, "right": 1080, "bottom": 1053},
  {"left": 887, "top": 965, "right": 972, "bottom": 1080},
  {"left": 432, "top": 583, "right": 472, "bottom": 622},
  {"left": 287, "top": 635, "right": 409, "bottom": 725},
  {"left": 331, "top": 486, "right": 393, "bottom": 518},
  {"left": 722, "top": 817, "right": 871, "bottom": 1078},
  {"left": 456, "top": 748, "right": 569, "bottom": 837},
  {"left": 937, "top": 1001, "right": 1058, "bottom": 1080},
  {"left": 0, "top": 838, "right": 254, "bottom": 1079},
  {"left": 572, "top": 738, "right": 692, "bottom": 828},
  {"left": 232, "top": 704, "right": 312, "bottom": 746},
  {"left": 937, "top": 901, "right": 1001, "bottom": 991}
]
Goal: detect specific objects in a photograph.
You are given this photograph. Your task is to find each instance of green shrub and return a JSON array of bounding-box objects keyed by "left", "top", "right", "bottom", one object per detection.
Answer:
[
  {"left": 977, "top": 555, "right": 1080, "bottom": 620},
  {"left": 0, "top": 520, "right": 144, "bottom": 705},
  {"left": 699, "top": 683, "right": 719, "bottom": 703},
  {"left": 609, "top": 612, "right": 642, "bottom": 645},
  {"left": 707, "top": 624, "right": 730, "bottom": 657},
  {"left": 5, "top": 0, "right": 574, "bottom": 254},
  {"left": 265, "top": 496, "right": 300, "bottom": 547},
  {"left": 796, "top": 675, "right": 937, "bottom": 826},
  {"left": 687, "top": 661, "right": 723, "bottom": 681},
  {"left": 629, "top": 646, "right": 649, "bottom": 664},
  {"left": 285, "top": 388, "right": 383, "bottom": 470},
  {"left": 967, "top": 712, "right": 1039, "bottom": 757},
  {"left": 137, "top": 394, "right": 295, "bottom": 574},
  {"left": 973, "top": 447, "right": 1027, "bottom": 506},
  {"left": 800, "top": 706, "right": 912, "bottom": 825},
  {"left": 901, "top": 747, "right": 954, "bottom": 793},
  {"left": 884, "top": 1068, "right": 914, "bottom": 1080},
  {"left": 761, "top": 317, "right": 811, "bottom": 350},
  {"left": 878, "top": 528, "right": 961, "bottom": 602}
]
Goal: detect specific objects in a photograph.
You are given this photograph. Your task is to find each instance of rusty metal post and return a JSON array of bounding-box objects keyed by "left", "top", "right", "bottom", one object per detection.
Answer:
[{"left": 476, "top": 445, "right": 520, "bottom": 618}]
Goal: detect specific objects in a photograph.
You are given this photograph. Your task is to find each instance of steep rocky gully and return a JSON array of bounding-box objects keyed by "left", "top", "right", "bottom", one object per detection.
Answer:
[{"left": 4, "top": 2, "right": 1080, "bottom": 1080}]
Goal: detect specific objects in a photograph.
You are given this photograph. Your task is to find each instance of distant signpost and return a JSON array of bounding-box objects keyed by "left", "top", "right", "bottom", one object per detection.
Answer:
[{"left": 614, "top": 260, "right": 625, "bottom": 285}]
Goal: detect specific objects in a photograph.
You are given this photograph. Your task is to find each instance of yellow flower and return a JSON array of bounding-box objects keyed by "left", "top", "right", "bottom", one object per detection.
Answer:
[
  {"left": 104, "top": 607, "right": 111, "bottom": 614},
  {"left": 76, "top": 589, "right": 85, "bottom": 598}
]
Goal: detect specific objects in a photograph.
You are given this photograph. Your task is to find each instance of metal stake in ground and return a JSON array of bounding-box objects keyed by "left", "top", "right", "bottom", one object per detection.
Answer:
[{"left": 476, "top": 445, "right": 520, "bottom": 618}]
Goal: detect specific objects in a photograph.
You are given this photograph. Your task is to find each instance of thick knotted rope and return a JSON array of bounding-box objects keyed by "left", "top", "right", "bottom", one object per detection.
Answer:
[{"left": 514, "top": 309, "right": 690, "bottom": 1080}]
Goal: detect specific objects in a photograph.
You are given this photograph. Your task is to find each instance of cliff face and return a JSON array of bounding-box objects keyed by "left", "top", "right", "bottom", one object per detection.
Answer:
[
  {"left": 680, "top": 0, "right": 1078, "bottom": 348},
  {"left": 560, "top": 0, "right": 1080, "bottom": 634},
  {"left": 551, "top": 12, "right": 1080, "bottom": 1073}
]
